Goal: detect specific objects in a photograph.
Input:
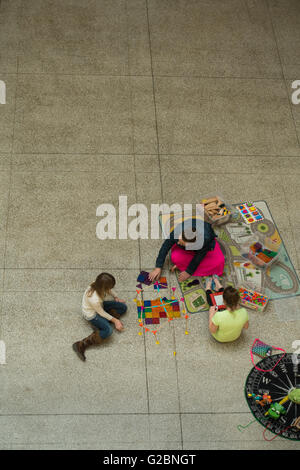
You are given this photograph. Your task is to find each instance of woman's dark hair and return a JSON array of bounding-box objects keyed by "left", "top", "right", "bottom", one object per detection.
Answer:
[
  {"left": 223, "top": 286, "right": 240, "bottom": 311},
  {"left": 181, "top": 229, "right": 197, "bottom": 244},
  {"left": 88, "top": 272, "right": 116, "bottom": 299}
]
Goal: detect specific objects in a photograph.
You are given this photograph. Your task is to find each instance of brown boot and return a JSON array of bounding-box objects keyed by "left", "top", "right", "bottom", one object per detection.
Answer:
[
  {"left": 72, "top": 331, "right": 102, "bottom": 362},
  {"left": 108, "top": 308, "right": 121, "bottom": 319}
]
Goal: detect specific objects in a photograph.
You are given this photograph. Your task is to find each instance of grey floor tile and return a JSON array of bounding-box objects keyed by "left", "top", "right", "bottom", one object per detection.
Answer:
[
  {"left": 135, "top": 155, "right": 160, "bottom": 173},
  {"left": 0, "top": 155, "right": 11, "bottom": 170},
  {"left": 12, "top": 154, "right": 135, "bottom": 172},
  {"left": 0, "top": 0, "right": 21, "bottom": 73},
  {"left": 0, "top": 171, "right": 11, "bottom": 268},
  {"left": 1, "top": 0, "right": 300, "bottom": 452},
  {"left": 135, "top": 172, "right": 162, "bottom": 204},
  {"left": 145, "top": 325, "right": 180, "bottom": 414},
  {"left": 14, "top": 74, "right": 133, "bottom": 154},
  {"left": 140, "top": 238, "right": 166, "bottom": 270},
  {"left": 280, "top": 175, "right": 300, "bottom": 229},
  {"left": 154, "top": 77, "right": 300, "bottom": 156},
  {"left": 2, "top": 289, "right": 138, "bottom": 324},
  {"left": 160, "top": 155, "right": 300, "bottom": 175},
  {"left": 0, "top": 74, "right": 17, "bottom": 153},
  {"left": 173, "top": 317, "right": 251, "bottom": 413},
  {"left": 0, "top": 414, "right": 150, "bottom": 447},
  {"left": 148, "top": 0, "right": 281, "bottom": 78},
  {"left": 0, "top": 413, "right": 182, "bottom": 449},
  {"left": 5, "top": 170, "right": 139, "bottom": 268},
  {"left": 14, "top": 74, "right": 156, "bottom": 154},
  {"left": 181, "top": 413, "right": 299, "bottom": 449},
  {"left": 269, "top": 0, "right": 300, "bottom": 79},
  {"left": 149, "top": 414, "right": 181, "bottom": 442},
  {"left": 126, "top": 0, "right": 152, "bottom": 75},
  {"left": 131, "top": 76, "right": 158, "bottom": 154},
  {"left": 3, "top": 268, "right": 140, "bottom": 292},
  {"left": 4, "top": 441, "right": 182, "bottom": 450},
  {"left": 18, "top": 0, "right": 151, "bottom": 75},
  {"left": 1, "top": 292, "right": 147, "bottom": 413},
  {"left": 288, "top": 81, "right": 300, "bottom": 150}
]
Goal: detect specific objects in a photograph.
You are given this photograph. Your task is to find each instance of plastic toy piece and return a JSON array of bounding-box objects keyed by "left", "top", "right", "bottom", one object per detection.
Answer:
[
  {"left": 292, "top": 416, "right": 300, "bottom": 430},
  {"left": 250, "top": 338, "right": 286, "bottom": 372},
  {"left": 248, "top": 393, "right": 272, "bottom": 407},
  {"left": 209, "top": 292, "right": 226, "bottom": 311},
  {"left": 265, "top": 402, "right": 287, "bottom": 420},
  {"left": 239, "top": 287, "right": 268, "bottom": 312},
  {"left": 137, "top": 271, "right": 152, "bottom": 286}
]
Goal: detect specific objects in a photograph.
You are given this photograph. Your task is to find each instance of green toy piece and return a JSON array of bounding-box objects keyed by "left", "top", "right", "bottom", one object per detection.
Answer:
[
  {"left": 288, "top": 388, "right": 300, "bottom": 405},
  {"left": 266, "top": 402, "right": 287, "bottom": 420}
]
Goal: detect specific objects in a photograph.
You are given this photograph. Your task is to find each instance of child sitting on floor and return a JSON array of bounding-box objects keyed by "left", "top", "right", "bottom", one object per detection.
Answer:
[
  {"left": 72, "top": 272, "right": 127, "bottom": 361},
  {"left": 206, "top": 276, "right": 249, "bottom": 343}
]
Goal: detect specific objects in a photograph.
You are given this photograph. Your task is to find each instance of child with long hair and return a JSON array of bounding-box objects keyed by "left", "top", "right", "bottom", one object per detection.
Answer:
[
  {"left": 206, "top": 277, "right": 249, "bottom": 342},
  {"left": 73, "top": 272, "right": 127, "bottom": 361}
]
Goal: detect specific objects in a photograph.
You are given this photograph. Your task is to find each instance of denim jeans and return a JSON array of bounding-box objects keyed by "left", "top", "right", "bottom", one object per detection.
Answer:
[{"left": 89, "top": 300, "right": 127, "bottom": 339}]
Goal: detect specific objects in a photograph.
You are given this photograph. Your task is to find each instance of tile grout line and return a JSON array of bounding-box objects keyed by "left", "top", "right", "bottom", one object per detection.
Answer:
[
  {"left": 6, "top": 72, "right": 295, "bottom": 80},
  {"left": 125, "top": 0, "right": 150, "bottom": 417},
  {"left": 0, "top": 411, "right": 253, "bottom": 416},
  {"left": 145, "top": 0, "right": 183, "bottom": 447},
  {"left": 145, "top": 0, "right": 164, "bottom": 203},
  {"left": 7, "top": 152, "right": 300, "bottom": 157},
  {"left": 280, "top": 184, "right": 300, "bottom": 270},
  {"left": 0, "top": 47, "right": 19, "bottom": 322}
]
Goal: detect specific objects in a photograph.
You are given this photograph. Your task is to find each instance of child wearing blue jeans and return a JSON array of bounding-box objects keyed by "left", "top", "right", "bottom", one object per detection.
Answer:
[{"left": 73, "top": 272, "right": 127, "bottom": 361}]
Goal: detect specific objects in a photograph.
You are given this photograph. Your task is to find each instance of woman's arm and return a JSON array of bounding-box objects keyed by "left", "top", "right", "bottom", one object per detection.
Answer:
[{"left": 155, "top": 238, "right": 177, "bottom": 269}]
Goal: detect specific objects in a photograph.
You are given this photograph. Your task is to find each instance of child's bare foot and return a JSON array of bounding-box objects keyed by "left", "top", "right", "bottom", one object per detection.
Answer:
[
  {"left": 205, "top": 277, "right": 213, "bottom": 290},
  {"left": 213, "top": 275, "right": 222, "bottom": 291}
]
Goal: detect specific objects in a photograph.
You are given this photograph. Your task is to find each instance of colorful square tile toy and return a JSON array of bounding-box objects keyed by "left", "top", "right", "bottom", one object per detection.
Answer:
[{"left": 237, "top": 203, "right": 264, "bottom": 224}]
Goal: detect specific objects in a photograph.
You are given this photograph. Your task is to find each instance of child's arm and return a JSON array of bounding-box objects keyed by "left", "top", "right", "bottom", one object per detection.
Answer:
[
  {"left": 208, "top": 306, "right": 219, "bottom": 334},
  {"left": 110, "top": 289, "right": 126, "bottom": 304},
  {"left": 93, "top": 301, "right": 113, "bottom": 321}
]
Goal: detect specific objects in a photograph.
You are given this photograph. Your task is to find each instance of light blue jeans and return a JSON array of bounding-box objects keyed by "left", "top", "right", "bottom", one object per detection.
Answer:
[{"left": 89, "top": 301, "right": 127, "bottom": 339}]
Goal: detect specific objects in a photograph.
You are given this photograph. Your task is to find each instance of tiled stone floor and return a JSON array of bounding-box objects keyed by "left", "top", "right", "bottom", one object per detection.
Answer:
[{"left": 0, "top": 0, "right": 299, "bottom": 449}]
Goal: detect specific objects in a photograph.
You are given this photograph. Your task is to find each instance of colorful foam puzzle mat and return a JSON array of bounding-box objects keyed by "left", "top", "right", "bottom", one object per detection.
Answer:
[
  {"left": 159, "top": 201, "right": 300, "bottom": 314},
  {"left": 136, "top": 297, "right": 181, "bottom": 325},
  {"left": 154, "top": 277, "right": 168, "bottom": 289}
]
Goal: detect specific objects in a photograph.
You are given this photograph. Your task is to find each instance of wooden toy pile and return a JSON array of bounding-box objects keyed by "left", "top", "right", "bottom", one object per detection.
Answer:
[{"left": 201, "top": 196, "right": 231, "bottom": 223}]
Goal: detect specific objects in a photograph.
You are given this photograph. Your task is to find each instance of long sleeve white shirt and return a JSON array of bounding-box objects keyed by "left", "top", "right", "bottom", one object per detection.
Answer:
[{"left": 82, "top": 287, "right": 118, "bottom": 321}]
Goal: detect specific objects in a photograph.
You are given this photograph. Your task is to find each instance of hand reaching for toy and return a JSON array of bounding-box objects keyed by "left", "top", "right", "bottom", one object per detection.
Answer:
[
  {"left": 149, "top": 268, "right": 161, "bottom": 282},
  {"left": 113, "top": 319, "right": 124, "bottom": 331},
  {"left": 178, "top": 271, "right": 191, "bottom": 282},
  {"left": 115, "top": 297, "right": 126, "bottom": 304}
]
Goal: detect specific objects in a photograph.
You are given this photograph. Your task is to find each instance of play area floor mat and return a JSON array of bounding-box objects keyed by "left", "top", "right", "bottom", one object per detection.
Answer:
[{"left": 159, "top": 201, "right": 300, "bottom": 314}]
